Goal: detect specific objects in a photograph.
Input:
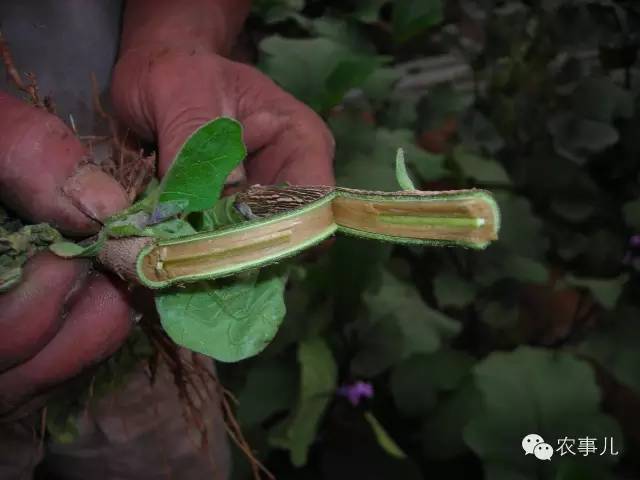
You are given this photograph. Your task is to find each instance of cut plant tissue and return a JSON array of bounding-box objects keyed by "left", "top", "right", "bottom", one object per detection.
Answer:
[{"left": 6, "top": 117, "right": 501, "bottom": 362}]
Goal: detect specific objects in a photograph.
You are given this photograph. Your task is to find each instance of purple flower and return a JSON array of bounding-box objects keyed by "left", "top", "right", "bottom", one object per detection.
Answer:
[
  {"left": 624, "top": 235, "right": 640, "bottom": 269},
  {"left": 337, "top": 381, "right": 374, "bottom": 406}
]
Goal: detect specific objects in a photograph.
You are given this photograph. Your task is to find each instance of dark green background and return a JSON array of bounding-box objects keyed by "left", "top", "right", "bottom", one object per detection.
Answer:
[{"left": 218, "top": 1, "right": 640, "bottom": 479}]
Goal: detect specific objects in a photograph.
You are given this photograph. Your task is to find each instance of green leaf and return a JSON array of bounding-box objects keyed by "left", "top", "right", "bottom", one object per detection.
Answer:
[
  {"left": 269, "top": 338, "right": 337, "bottom": 466},
  {"left": 453, "top": 147, "right": 511, "bottom": 185},
  {"left": 421, "top": 375, "right": 482, "bottom": 460},
  {"left": 464, "top": 347, "right": 622, "bottom": 480},
  {"left": 392, "top": 0, "right": 443, "bottom": 43},
  {"left": 416, "top": 85, "right": 472, "bottom": 132},
  {"left": 155, "top": 267, "right": 287, "bottom": 362},
  {"left": 191, "top": 194, "right": 246, "bottom": 231},
  {"left": 252, "top": 0, "right": 304, "bottom": 24},
  {"left": 479, "top": 300, "right": 519, "bottom": 330},
  {"left": 474, "top": 246, "right": 549, "bottom": 287},
  {"left": 550, "top": 199, "right": 596, "bottom": 222},
  {"left": 46, "top": 398, "right": 80, "bottom": 444},
  {"left": 311, "top": 18, "right": 374, "bottom": 53},
  {"left": 237, "top": 360, "right": 298, "bottom": 427},
  {"left": 105, "top": 212, "right": 152, "bottom": 237},
  {"left": 259, "top": 36, "right": 381, "bottom": 112},
  {"left": 2, "top": 222, "right": 63, "bottom": 288},
  {"left": 363, "top": 411, "right": 407, "bottom": 459},
  {"left": 578, "top": 307, "right": 640, "bottom": 395},
  {"left": 332, "top": 117, "right": 448, "bottom": 191},
  {"left": 391, "top": 349, "right": 475, "bottom": 417},
  {"left": 422, "top": 379, "right": 482, "bottom": 460},
  {"left": 565, "top": 274, "right": 628, "bottom": 310},
  {"left": 395, "top": 148, "right": 416, "bottom": 190},
  {"left": 622, "top": 197, "right": 640, "bottom": 230},
  {"left": 548, "top": 112, "right": 619, "bottom": 165},
  {"left": 353, "top": 271, "right": 461, "bottom": 375},
  {"left": 458, "top": 111, "right": 505, "bottom": 155},
  {"left": 142, "top": 218, "right": 197, "bottom": 239},
  {"left": 571, "top": 77, "right": 634, "bottom": 123},
  {"left": 379, "top": 130, "right": 447, "bottom": 182},
  {"left": 433, "top": 270, "right": 477, "bottom": 308},
  {"left": 353, "top": 0, "right": 390, "bottom": 23},
  {"left": 0, "top": 267, "right": 22, "bottom": 293},
  {"left": 50, "top": 230, "right": 107, "bottom": 258},
  {"left": 366, "top": 272, "right": 461, "bottom": 355},
  {"left": 158, "top": 117, "right": 247, "bottom": 213},
  {"left": 391, "top": 356, "right": 438, "bottom": 416},
  {"left": 493, "top": 192, "right": 548, "bottom": 259},
  {"left": 102, "top": 191, "right": 159, "bottom": 237},
  {"left": 362, "top": 68, "right": 402, "bottom": 103},
  {"left": 381, "top": 93, "right": 420, "bottom": 129},
  {"left": 350, "top": 313, "right": 406, "bottom": 377}
]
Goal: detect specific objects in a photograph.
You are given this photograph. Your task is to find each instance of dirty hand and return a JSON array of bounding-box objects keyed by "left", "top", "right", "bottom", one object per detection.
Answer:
[
  {"left": 110, "top": 0, "right": 335, "bottom": 187},
  {"left": 0, "top": 93, "right": 134, "bottom": 419}
]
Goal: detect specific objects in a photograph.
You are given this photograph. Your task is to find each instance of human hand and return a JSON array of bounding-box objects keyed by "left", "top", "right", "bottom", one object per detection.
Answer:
[
  {"left": 111, "top": 48, "right": 335, "bottom": 187},
  {"left": 0, "top": 92, "right": 134, "bottom": 419}
]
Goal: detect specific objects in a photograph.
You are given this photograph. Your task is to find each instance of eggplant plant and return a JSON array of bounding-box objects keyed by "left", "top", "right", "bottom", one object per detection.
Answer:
[{"left": 3, "top": 117, "right": 500, "bottom": 362}]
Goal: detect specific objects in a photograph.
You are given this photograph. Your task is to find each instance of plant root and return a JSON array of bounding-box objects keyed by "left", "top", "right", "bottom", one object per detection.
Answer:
[{"left": 0, "top": 31, "right": 54, "bottom": 113}]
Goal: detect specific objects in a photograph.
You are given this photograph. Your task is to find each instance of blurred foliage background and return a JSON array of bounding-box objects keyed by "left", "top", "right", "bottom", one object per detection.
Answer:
[{"left": 216, "top": 1, "right": 640, "bottom": 479}]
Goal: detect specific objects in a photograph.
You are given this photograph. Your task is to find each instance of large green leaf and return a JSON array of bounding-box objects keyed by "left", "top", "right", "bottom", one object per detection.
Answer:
[
  {"left": 352, "top": 271, "right": 461, "bottom": 375},
  {"left": 565, "top": 274, "right": 628, "bottom": 310},
  {"left": 259, "top": 36, "right": 381, "bottom": 112},
  {"left": 252, "top": 0, "right": 304, "bottom": 24},
  {"left": 578, "top": 307, "right": 640, "bottom": 394},
  {"left": 422, "top": 379, "right": 482, "bottom": 461},
  {"left": 269, "top": 338, "right": 337, "bottom": 466},
  {"left": 433, "top": 270, "right": 477, "bottom": 308},
  {"left": 155, "top": 267, "right": 287, "bottom": 362},
  {"left": 311, "top": 18, "right": 374, "bottom": 53},
  {"left": 473, "top": 246, "right": 549, "bottom": 287},
  {"left": 350, "top": 315, "right": 406, "bottom": 377},
  {"left": 416, "top": 85, "right": 472, "bottom": 132},
  {"left": 622, "top": 197, "right": 640, "bottom": 230},
  {"left": 571, "top": 77, "right": 634, "bottom": 123},
  {"left": 453, "top": 147, "right": 511, "bottom": 185},
  {"left": 548, "top": 112, "right": 619, "bottom": 165},
  {"left": 391, "top": 349, "right": 475, "bottom": 417},
  {"left": 479, "top": 300, "right": 519, "bottom": 330},
  {"left": 458, "top": 111, "right": 505, "bottom": 155},
  {"left": 237, "top": 360, "right": 298, "bottom": 427},
  {"left": 391, "top": 356, "right": 437, "bottom": 417},
  {"left": 365, "top": 272, "right": 461, "bottom": 356},
  {"left": 158, "top": 117, "right": 247, "bottom": 213},
  {"left": 353, "top": 0, "right": 390, "bottom": 23},
  {"left": 464, "top": 347, "right": 622, "bottom": 480},
  {"left": 492, "top": 192, "right": 549, "bottom": 259},
  {"left": 392, "top": 0, "right": 443, "bottom": 43}
]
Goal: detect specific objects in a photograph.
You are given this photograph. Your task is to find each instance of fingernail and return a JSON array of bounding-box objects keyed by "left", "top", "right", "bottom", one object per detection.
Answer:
[
  {"left": 63, "top": 165, "right": 129, "bottom": 223},
  {"left": 225, "top": 164, "right": 247, "bottom": 186}
]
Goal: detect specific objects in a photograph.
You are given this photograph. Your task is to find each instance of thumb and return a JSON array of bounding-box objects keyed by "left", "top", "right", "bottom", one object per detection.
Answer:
[
  {"left": 112, "top": 51, "right": 246, "bottom": 182},
  {"left": 0, "top": 92, "right": 129, "bottom": 235}
]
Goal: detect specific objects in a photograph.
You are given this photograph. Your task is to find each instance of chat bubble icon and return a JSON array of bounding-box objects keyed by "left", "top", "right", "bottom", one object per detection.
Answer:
[
  {"left": 522, "top": 434, "right": 544, "bottom": 454},
  {"left": 534, "top": 442, "right": 554, "bottom": 461}
]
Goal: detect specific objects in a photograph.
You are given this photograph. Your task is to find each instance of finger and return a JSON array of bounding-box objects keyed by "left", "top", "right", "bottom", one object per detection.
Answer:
[
  {"left": 231, "top": 63, "right": 335, "bottom": 186},
  {"left": 0, "top": 92, "right": 129, "bottom": 234},
  {"left": 0, "top": 272, "right": 133, "bottom": 407},
  {"left": 112, "top": 51, "right": 227, "bottom": 176},
  {"left": 0, "top": 252, "right": 89, "bottom": 371}
]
